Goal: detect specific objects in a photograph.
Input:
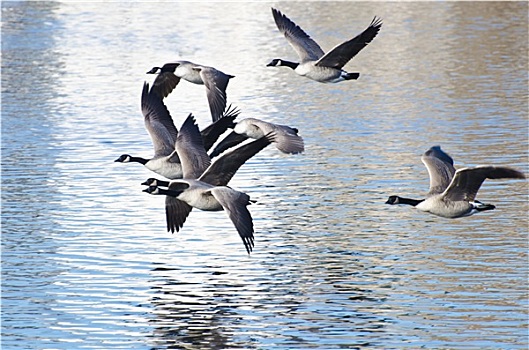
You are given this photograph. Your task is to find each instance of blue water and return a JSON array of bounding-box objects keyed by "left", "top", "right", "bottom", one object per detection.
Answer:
[{"left": 2, "top": 1, "right": 528, "bottom": 349}]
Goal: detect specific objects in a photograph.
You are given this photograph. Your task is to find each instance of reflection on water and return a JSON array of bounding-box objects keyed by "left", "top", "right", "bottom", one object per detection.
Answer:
[{"left": 2, "top": 1, "right": 528, "bottom": 349}]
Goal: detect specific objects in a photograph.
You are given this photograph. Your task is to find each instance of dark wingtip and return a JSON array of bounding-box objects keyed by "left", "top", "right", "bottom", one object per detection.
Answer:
[
  {"left": 264, "top": 131, "right": 277, "bottom": 144},
  {"left": 223, "top": 104, "right": 241, "bottom": 119},
  {"left": 371, "top": 16, "right": 383, "bottom": 28}
]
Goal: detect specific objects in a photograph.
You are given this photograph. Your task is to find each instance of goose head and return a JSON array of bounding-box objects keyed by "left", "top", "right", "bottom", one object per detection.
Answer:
[
  {"left": 385, "top": 196, "right": 400, "bottom": 205},
  {"left": 147, "top": 63, "right": 180, "bottom": 74},
  {"left": 142, "top": 186, "right": 161, "bottom": 195},
  {"left": 115, "top": 154, "right": 131, "bottom": 163},
  {"left": 146, "top": 67, "right": 161, "bottom": 74},
  {"left": 141, "top": 178, "right": 157, "bottom": 186},
  {"left": 266, "top": 58, "right": 283, "bottom": 67},
  {"left": 141, "top": 178, "right": 170, "bottom": 188}
]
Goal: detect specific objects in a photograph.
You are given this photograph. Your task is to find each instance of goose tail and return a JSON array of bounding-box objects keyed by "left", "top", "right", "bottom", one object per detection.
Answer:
[
  {"left": 472, "top": 200, "right": 495, "bottom": 212},
  {"left": 343, "top": 72, "right": 360, "bottom": 80}
]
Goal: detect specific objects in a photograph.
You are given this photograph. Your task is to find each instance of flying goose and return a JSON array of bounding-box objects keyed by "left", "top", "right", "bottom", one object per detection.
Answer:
[
  {"left": 385, "top": 146, "right": 526, "bottom": 218},
  {"left": 146, "top": 61, "right": 234, "bottom": 122},
  {"left": 143, "top": 114, "right": 276, "bottom": 254},
  {"left": 209, "top": 117, "right": 304, "bottom": 158},
  {"left": 114, "top": 82, "right": 239, "bottom": 179},
  {"left": 267, "top": 8, "right": 382, "bottom": 83}
]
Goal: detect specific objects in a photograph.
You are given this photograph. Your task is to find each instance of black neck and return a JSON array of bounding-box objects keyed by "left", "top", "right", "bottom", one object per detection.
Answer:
[
  {"left": 156, "top": 179, "right": 170, "bottom": 187},
  {"left": 397, "top": 197, "right": 424, "bottom": 206},
  {"left": 130, "top": 156, "right": 148, "bottom": 165},
  {"left": 157, "top": 188, "right": 181, "bottom": 197},
  {"left": 281, "top": 60, "right": 299, "bottom": 70}
]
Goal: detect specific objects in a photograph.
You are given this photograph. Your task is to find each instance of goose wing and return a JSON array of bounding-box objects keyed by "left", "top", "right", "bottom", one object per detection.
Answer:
[
  {"left": 196, "top": 66, "right": 234, "bottom": 122},
  {"left": 199, "top": 133, "right": 275, "bottom": 186},
  {"left": 175, "top": 114, "right": 211, "bottom": 179},
  {"left": 274, "top": 128, "right": 305, "bottom": 154},
  {"left": 141, "top": 82, "right": 178, "bottom": 158},
  {"left": 210, "top": 188, "right": 255, "bottom": 254},
  {"left": 271, "top": 7, "right": 325, "bottom": 62},
  {"left": 442, "top": 166, "right": 525, "bottom": 202},
  {"left": 209, "top": 131, "right": 249, "bottom": 159},
  {"left": 200, "top": 104, "right": 239, "bottom": 152},
  {"left": 316, "top": 16, "right": 382, "bottom": 69},
  {"left": 165, "top": 182, "right": 193, "bottom": 233},
  {"left": 148, "top": 63, "right": 181, "bottom": 99},
  {"left": 421, "top": 146, "right": 456, "bottom": 196},
  {"left": 270, "top": 124, "right": 304, "bottom": 154},
  {"left": 243, "top": 118, "right": 304, "bottom": 154},
  {"left": 165, "top": 197, "right": 193, "bottom": 233}
]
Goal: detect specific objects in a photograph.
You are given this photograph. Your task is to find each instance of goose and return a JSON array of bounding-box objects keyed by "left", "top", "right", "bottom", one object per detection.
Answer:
[
  {"left": 209, "top": 117, "right": 304, "bottom": 158},
  {"left": 114, "top": 82, "right": 239, "bottom": 179},
  {"left": 385, "top": 146, "right": 526, "bottom": 218},
  {"left": 143, "top": 114, "right": 276, "bottom": 254},
  {"left": 267, "top": 8, "right": 382, "bottom": 83},
  {"left": 146, "top": 61, "right": 234, "bottom": 122}
]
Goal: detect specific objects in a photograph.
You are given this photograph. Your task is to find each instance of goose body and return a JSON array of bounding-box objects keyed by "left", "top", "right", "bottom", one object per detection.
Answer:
[
  {"left": 144, "top": 182, "right": 255, "bottom": 254},
  {"left": 115, "top": 82, "right": 238, "bottom": 179},
  {"left": 415, "top": 196, "right": 495, "bottom": 218},
  {"left": 141, "top": 155, "right": 183, "bottom": 179},
  {"left": 147, "top": 61, "right": 234, "bottom": 122},
  {"left": 267, "top": 8, "right": 382, "bottom": 83},
  {"left": 143, "top": 114, "right": 275, "bottom": 254},
  {"left": 385, "top": 146, "right": 525, "bottom": 218},
  {"left": 209, "top": 117, "right": 304, "bottom": 157}
]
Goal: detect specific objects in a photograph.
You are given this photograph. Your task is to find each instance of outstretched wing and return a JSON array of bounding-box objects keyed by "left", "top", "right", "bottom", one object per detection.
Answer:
[
  {"left": 198, "top": 67, "right": 234, "bottom": 122},
  {"left": 316, "top": 16, "right": 382, "bottom": 69},
  {"left": 175, "top": 114, "right": 211, "bottom": 179},
  {"left": 271, "top": 7, "right": 325, "bottom": 62},
  {"left": 141, "top": 82, "right": 178, "bottom": 157},
  {"left": 210, "top": 188, "right": 255, "bottom": 254},
  {"left": 149, "top": 63, "right": 181, "bottom": 99},
  {"left": 200, "top": 104, "right": 239, "bottom": 152},
  {"left": 165, "top": 196, "right": 193, "bottom": 233},
  {"left": 443, "top": 166, "right": 525, "bottom": 202},
  {"left": 208, "top": 131, "right": 249, "bottom": 159},
  {"left": 421, "top": 146, "right": 456, "bottom": 196},
  {"left": 252, "top": 118, "right": 305, "bottom": 154},
  {"left": 199, "top": 133, "right": 274, "bottom": 186},
  {"left": 165, "top": 182, "right": 193, "bottom": 233}
]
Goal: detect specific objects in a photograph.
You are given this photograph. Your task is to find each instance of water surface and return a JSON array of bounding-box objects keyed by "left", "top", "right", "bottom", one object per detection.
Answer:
[{"left": 2, "top": 2, "right": 528, "bottom": 349}]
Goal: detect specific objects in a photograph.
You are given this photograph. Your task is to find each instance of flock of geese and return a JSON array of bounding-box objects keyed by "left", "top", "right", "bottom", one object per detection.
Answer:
[{"left": 115, "top": 8, "right": 525, "bottom": 254}]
